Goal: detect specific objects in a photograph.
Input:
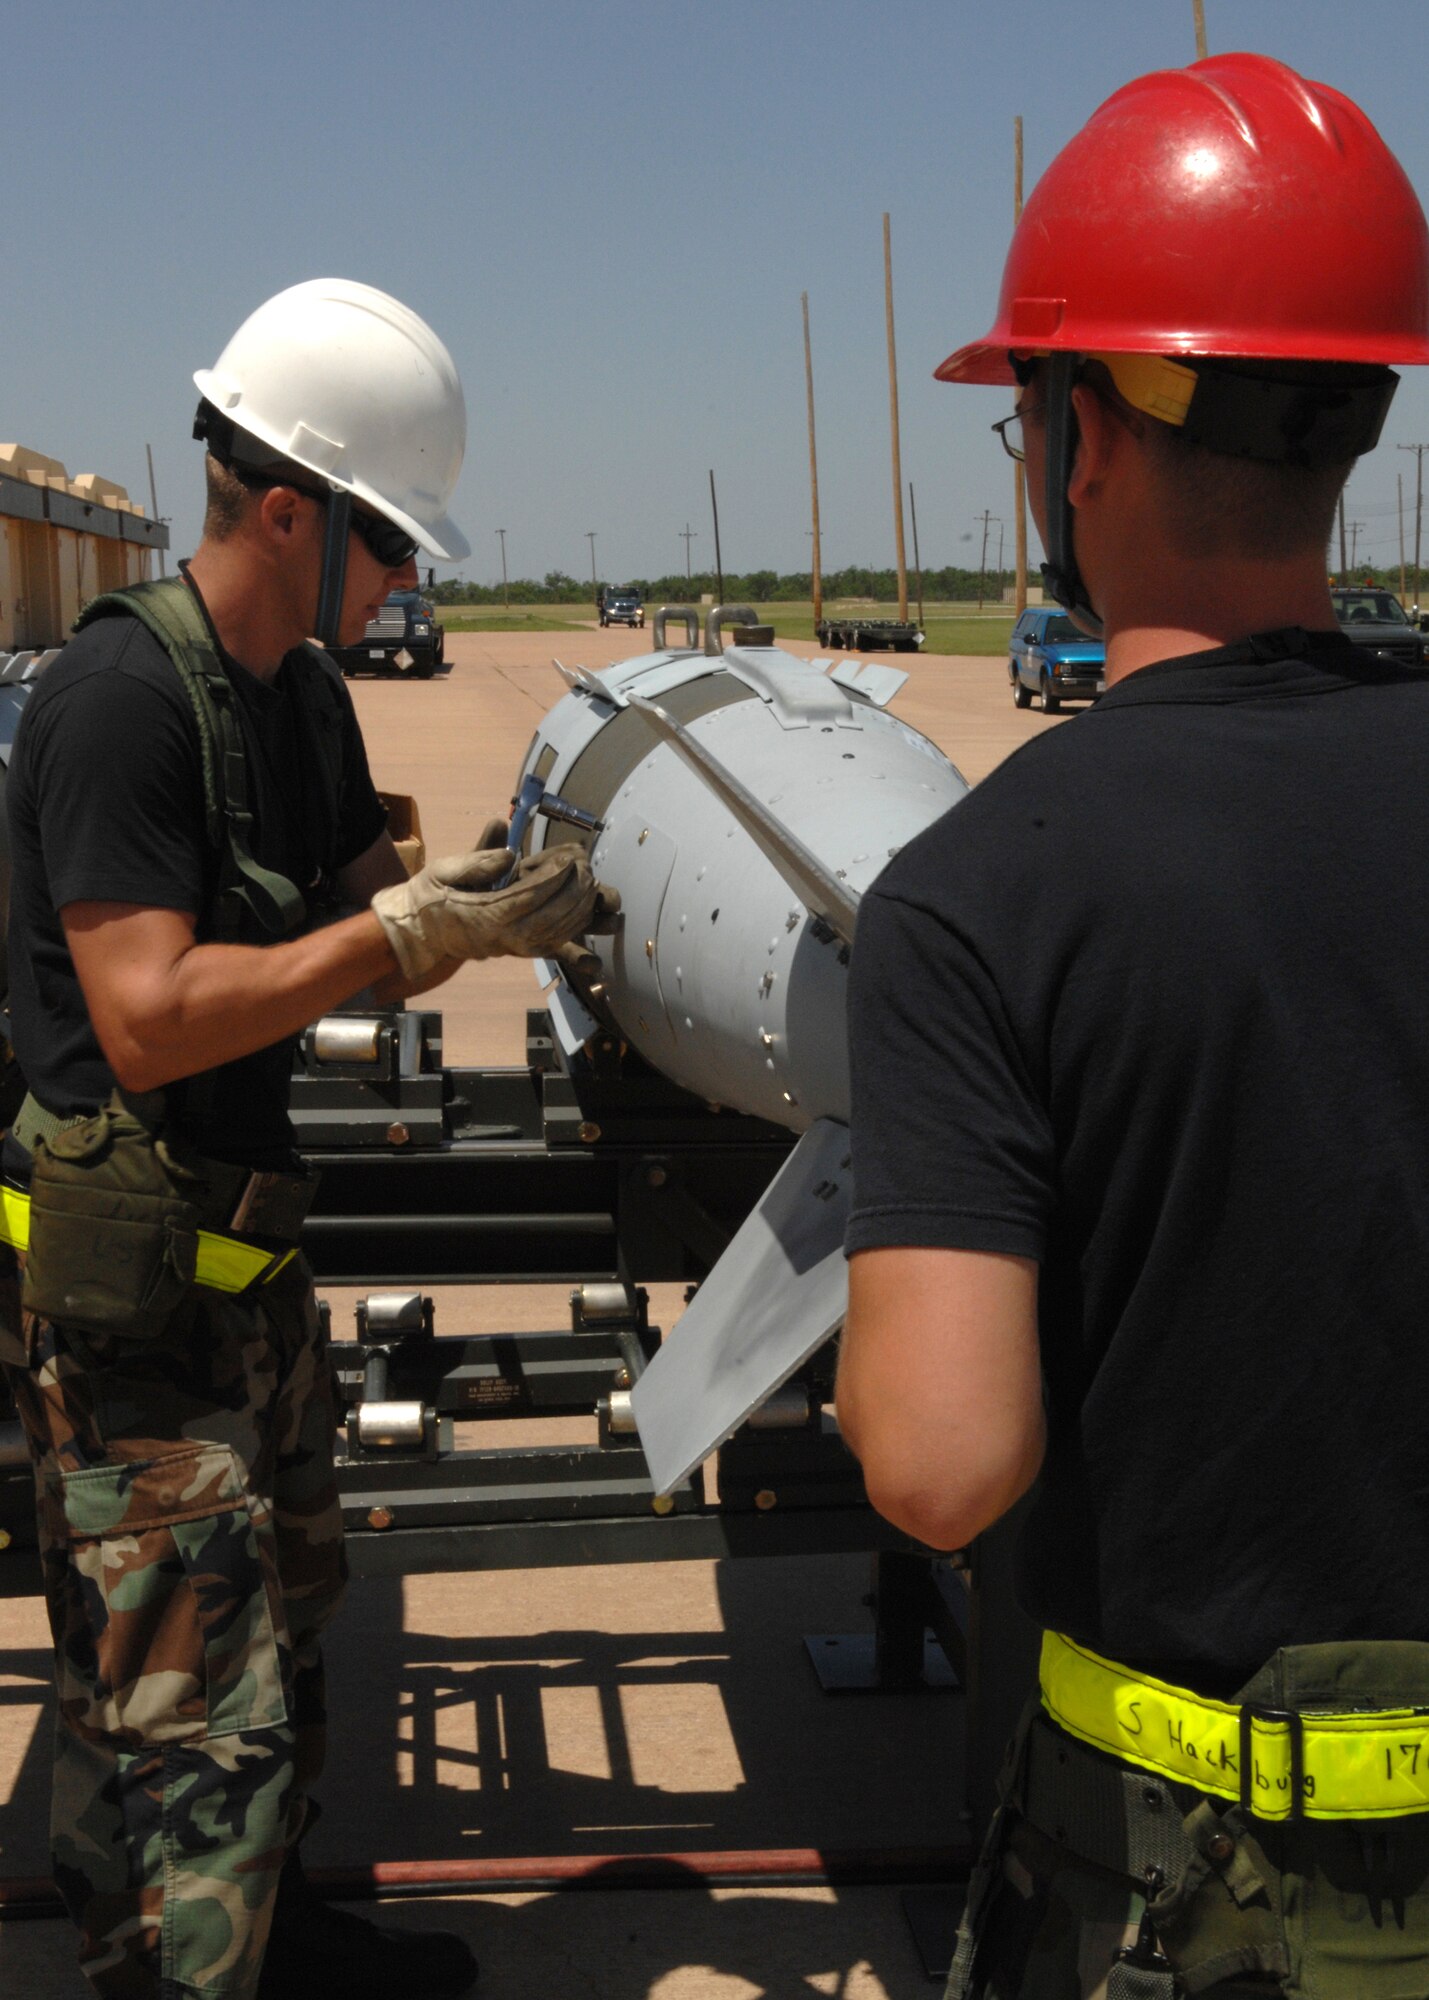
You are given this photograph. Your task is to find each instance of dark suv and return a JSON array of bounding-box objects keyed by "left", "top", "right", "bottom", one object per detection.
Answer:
[
  {"left": 600, "top": 587, "right": 645, "bottom": 630},
  {"left": 1330, "top": 587, "right": 1427, "bottom": 666},
  {"left": 1008, "top": 607, "right": 1105, "bottom": 712},
  {"left": 330, "top": 588, "right": 445, "bottom": 678}
]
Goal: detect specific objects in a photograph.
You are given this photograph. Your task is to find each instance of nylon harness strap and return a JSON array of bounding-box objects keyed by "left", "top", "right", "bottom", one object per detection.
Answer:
[
  {"left": 1042, "top": 1630, "right": 1429, "bottom": 1822},
  {"left": 0, "top": 1181, "right": 293, "bottom": 1295},
  {"left": 72, "top": 578, "right": 308, "bottom": 944}
]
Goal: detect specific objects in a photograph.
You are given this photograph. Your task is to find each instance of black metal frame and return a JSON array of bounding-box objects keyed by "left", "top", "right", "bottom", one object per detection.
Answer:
[{"left": 1, "top": 1009, "right": 953, "bottom": 1686}]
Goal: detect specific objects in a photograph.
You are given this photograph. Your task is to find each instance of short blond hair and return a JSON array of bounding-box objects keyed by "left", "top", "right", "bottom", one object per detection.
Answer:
[{"left": 202, "top": 453, "right": 262, "bottom": 542}]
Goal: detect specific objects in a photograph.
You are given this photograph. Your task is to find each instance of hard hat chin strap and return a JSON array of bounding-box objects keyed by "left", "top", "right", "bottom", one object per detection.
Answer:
[
  {"left": 314, "top": 488, "right": 351, "bottom": 647},
  {"left": 1040, "top": 352, "right": 1104, "bottom": 638}
]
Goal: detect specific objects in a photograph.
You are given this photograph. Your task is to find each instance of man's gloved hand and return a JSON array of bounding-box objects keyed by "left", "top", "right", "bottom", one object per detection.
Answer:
[{"left": 372, "top": 826, "right": 608, "bottom": 982}]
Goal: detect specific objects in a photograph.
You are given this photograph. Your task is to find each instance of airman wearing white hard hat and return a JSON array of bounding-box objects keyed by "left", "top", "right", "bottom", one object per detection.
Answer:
[
  {"left": 194, "top": 278, "right": 472, "bottom": 641},
  {"left": 1, "top": 281, "right": 614, "bottom": 2000}
]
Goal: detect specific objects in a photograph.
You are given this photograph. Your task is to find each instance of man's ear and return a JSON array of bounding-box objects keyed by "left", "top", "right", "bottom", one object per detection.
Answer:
[
  {"left": 1066, "top": 382, "right": 1122, "bottom": 509},
  {"left": 256, "top": 483, "right": 310, "bottom": 546}
]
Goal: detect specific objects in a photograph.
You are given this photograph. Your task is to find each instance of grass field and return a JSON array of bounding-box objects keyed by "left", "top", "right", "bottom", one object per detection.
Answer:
[
  {"left": 442, "top": 607, "right": 596, "bottom": 634},
  {"left": 442, "top": 599, "right": 1018, "bottom": 655}
]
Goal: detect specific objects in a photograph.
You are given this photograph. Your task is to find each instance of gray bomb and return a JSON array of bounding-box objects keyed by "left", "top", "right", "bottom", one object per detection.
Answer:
[{"left": 513, "top": 609, "right": 967, "bottom": 1493}]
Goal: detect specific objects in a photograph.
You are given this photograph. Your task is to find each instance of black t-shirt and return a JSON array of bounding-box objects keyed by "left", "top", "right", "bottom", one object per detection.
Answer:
[
  {"left": 6, "top": 581, "right": 387, "bottom": 1168},
  {"left": 846, "top": 632, "right": 1429, "bottom": 1691}
]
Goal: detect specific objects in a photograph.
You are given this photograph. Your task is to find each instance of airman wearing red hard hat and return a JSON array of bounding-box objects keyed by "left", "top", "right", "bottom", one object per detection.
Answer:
[{"left": 838, "top": 54, "right": 1429, "bottom": 1998}]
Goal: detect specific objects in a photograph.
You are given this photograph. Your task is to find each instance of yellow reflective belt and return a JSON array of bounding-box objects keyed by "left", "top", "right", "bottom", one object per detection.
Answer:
[
  {"left": 0, "top": 1184, "right": 31, "bottom": 1255},
  {"left": 0, "top": 1184, "right": 292, "bottom": 1296},
  {"left": 1041, "top": 1630, "right": 1429, "bottom": 1823},
  {"left": 195, "top": 1233, "right": 294, "bottom": 1293}
]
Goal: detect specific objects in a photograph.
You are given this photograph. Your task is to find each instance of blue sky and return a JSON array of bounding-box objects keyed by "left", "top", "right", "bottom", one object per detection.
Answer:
[{"left": 5, "top": 0, "right": 1428, "bottom": 586}]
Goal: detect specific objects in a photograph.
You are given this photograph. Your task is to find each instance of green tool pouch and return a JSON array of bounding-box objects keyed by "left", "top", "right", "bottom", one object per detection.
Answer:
[{"left": 21, "top": 1094, "right": 207, "bottom": 1338}]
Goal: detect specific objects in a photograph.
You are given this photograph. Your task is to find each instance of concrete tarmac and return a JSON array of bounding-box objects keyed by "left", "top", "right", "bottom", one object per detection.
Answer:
[{"left": 0, "top": 628, "right": 1070, "bottom": 1997}]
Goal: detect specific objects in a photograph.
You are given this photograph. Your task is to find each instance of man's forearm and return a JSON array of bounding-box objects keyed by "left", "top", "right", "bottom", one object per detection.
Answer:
[
  {"left": 837, "top": 1246, "right": 1045, "bottom": 1552},
  {"left": 74, "top": 907, "right": 399, "bottom": 1093}
]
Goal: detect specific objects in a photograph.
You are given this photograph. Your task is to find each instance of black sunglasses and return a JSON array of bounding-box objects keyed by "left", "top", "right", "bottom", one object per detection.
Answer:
[
  {"left": 347, "top": 506, "right": 420, "bottom": 570},
  {"left": 223, "top": 451, "right": 420, "bottom": 570}
]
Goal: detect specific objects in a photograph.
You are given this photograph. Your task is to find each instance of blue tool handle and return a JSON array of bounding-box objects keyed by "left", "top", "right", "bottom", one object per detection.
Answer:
[{"left": 499, "top": 773, "right": 548, "bottom": 888}]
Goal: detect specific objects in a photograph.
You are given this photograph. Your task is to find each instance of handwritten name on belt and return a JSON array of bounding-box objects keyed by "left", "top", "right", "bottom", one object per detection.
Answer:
[{"left": 1040, "top": 1631, "right": 1429, "bottom": 1822}]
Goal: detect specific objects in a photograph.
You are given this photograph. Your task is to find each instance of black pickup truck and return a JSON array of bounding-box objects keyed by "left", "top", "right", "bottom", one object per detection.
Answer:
[
  {"left": 599, "top": 586, "right": 645, "bottom": 630},
  {"left": 1330, "top": 587, "right": 1427, "bottom": 666}
]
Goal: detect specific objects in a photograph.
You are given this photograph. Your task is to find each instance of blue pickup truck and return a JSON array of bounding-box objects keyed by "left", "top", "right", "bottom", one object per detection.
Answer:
[{"left": 1008, "top": 606, "right": 1105, "bottom": 712}]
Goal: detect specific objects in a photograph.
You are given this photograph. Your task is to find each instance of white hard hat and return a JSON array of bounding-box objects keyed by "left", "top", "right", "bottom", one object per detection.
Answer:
[{"left": 194, "top": 278, "right": 470, "bottom": 562}]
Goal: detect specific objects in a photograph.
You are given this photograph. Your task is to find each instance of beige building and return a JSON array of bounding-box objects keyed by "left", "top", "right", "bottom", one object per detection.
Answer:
[{"left": 0, "top": 444, "right": 169, "bottom": 652}]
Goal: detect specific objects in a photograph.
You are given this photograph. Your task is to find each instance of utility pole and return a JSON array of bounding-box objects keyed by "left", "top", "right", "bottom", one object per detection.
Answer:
[
  {"left": 1348, "top": 519, "right": 1365, "bottom": 573},
  {"left": 1013, "top": 116, "right": 1028, "bottom": 617},
  {"left": 145, "top": 443, "right": 166, "bottom": 577},
  {"left": 802, "top": 292, "right": 824, "bottom": 629},
  {"left": 1398, "top": 443, "right": 1428, "bottom": 610},
  {"left": 909, "top": 481, "right": 925, "bottom": 631},
  {"left": 1192, "top": 0, "right": 1208, "bottom": 59},
  {"left": 976, "top": 510, "right": 1000, "bottom": 611},
  {"left": 496, "top": 528, "right": 508, "bottom": 609},
  {"left": 680, "top": 523, "right": 697, "bottom": 580},
  {"left": 1337, "top": 492, "right": 1348, "bottom": 578},
  {"left": 996, "top": 516, "right": 1005, "bottom": 586},
  {"left": 586, "top": 531, "right": 598, "bottom": 599},
  {"left": 883, "top": 213, "right": 909, "bottom": 623},
  {"left": 1399, "top": 473, "right": 1407, "bottom": 605},
  {"left": 709, "top": 470, "right": 724, "bottom": 605}
]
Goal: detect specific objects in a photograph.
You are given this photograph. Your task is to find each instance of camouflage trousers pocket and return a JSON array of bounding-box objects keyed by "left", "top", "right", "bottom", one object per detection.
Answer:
[{"left": 55, "top": 1441, "right": 290, "bottom": 1745}]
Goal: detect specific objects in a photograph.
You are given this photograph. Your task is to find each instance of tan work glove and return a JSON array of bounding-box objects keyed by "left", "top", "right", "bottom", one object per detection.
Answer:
[{"left": 372, "top": 819, "right": 605, "bottom": 982}]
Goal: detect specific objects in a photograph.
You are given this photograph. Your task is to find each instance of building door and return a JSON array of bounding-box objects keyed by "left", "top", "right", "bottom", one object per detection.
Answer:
[{"left": 16, "top": 521, "right": 60, "bottom": 649}]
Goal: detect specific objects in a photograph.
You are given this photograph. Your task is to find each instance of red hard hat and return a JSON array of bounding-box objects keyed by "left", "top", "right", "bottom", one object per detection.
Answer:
[{"left": 937, "top": 53, "right": 1429, "bottom": 385}]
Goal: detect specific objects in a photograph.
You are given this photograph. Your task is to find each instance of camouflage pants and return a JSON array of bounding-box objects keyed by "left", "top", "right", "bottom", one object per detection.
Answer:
[{"left": 0, "top": 1247, "right": 346, "bottom": 1999}]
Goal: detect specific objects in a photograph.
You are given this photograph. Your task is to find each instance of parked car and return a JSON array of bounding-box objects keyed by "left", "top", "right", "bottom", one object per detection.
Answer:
[
  {"left": 1008, "top": 607, "right": 1105, "bottom": 712},
  {"left": 1330, "top": 586, "right": 1427, "bottom": 666},
  {"left": 600, "top": 586, "right": 645, "bottom": 629},
  {"left": 329, "top": 588, "right": 445, "bottom": 678}
]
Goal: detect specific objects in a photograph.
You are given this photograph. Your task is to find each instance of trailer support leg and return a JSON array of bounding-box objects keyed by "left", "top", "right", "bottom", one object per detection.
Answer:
[{"left": 803, "top": 1549, "right": 962, "bottom": 1693}]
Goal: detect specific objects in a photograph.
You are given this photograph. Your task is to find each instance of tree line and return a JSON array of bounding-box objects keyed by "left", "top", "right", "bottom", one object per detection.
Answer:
[{"left": 430, "top": 566, "right": 1019, "bottom": 606}]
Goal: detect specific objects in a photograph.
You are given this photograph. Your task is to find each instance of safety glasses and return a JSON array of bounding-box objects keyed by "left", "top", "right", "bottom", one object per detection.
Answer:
[
  {"left": 348, "top": 506, "right": 421, "bottom": 570},
  {"left": 226, "top": 452, "right": 421, "bottom": 571},
  {"left": 991, "top": 403, "right": 1045, "bottom": 463}
]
